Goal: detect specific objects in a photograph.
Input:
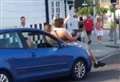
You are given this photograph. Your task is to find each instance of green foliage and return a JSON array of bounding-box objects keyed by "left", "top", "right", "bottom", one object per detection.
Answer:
[
  {"left": 74, "top": 0, "right": 93, "bottom": 11},
  {"left": 110, "top": 6, "right": 115, "bottom": 12},
  {"left": 77, "top": 6, "right": 108, "bottom": 16},
  {"left": 75, "top": 0, "right": 108, "bottom": 16},
  {"left": 111, "top": 21, "right": 117, "bottom": 29},
  {"left": 96, "top": 7, "right": 108, "bottom": 15},
  {"left": 77, "top": 7, "right": 91, "bottom": 15},
  {"left": 84, "top": 0, "right": 93, "bottom": 5}
]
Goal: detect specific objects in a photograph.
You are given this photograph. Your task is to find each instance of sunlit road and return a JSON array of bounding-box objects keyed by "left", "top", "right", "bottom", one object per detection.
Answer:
[{"left": 36, "top": 53, "right": 120, "bottom": 82}]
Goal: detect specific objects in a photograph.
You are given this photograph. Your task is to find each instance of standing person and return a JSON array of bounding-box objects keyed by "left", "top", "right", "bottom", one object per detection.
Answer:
[
  {"left": 108, "top": 15, "right": 114, "bottom": 41},
  {"left": 51, "top": 18, "right": 105, "bottom": 68},
  {"left": 20, "top": 16, "right": 27, "bottom": 28},
  {"left": 78, "top": 16, "right": 88, "bottom": 42},
  {"left": 84, "top": 16, "right": 94, "bottom": 44},
  {"left": 95, "top": 17, "right": 104, "bottom": 42},
  {"left": 52, "top": 18, "right": 80, "bottom": 42},
  {"left": 64, "top": 15, "right": 79, "bottom": 35},
  {"left": 78, "top": 16, "right": 84, "bottom": 32}
]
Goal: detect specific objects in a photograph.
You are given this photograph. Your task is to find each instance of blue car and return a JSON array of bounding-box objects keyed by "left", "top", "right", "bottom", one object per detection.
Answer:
[{"left": 0, "top": 28, "right": 92, "bottom": 82}]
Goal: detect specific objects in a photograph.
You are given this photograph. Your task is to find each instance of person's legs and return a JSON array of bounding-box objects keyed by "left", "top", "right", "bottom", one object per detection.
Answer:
[
  {"left": 97, "top": 36, "right": 102, "bottom": 42},
  {"left": 97, "top": 36, "right": 100, "bottom": 41},
  {"left": 79, "top": 37, "right": 105, "bottom": 68},
  {"left": 109, "top": 28, "right": 114, "bottom": 41},
  {"left": 99, "top": 30, "right": 103, "bottom": 41},
  {"left": 99, "top": 36, "right": 102, "bottom": 41},
  {"left": 88, "top": 47, "right": 106, "bottom": 68},
  {"left": 87, "top": 31, "right": 92, "bottom": 44},
  {"left": 96, "top": 30, "right": 103, "bottom": 43}
]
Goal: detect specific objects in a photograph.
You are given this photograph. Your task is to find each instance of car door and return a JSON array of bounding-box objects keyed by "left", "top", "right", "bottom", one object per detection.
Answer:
[
  {"left": 0, "top": 32, "right": 34, "bottom": 78},
  {"left": 12, "top": 31, "right": 44, "bottom": 78},
  {"left": 31, "top": 33, "right": 73, "bottom": 76}
]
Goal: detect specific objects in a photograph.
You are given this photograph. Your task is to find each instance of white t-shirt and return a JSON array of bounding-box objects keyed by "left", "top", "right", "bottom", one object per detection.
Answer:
[
  {"left": 18, "top": 24, "right": 30, "bottom": 28},
  {"left": 64, "top": 16, "right": 79, "bottom": 33}
]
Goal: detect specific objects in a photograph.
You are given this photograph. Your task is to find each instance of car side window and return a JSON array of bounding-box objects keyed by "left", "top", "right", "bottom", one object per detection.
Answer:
[
  {"left": 21, "top": 31, "right": 59, "bottom": 48},
  {"left": 43, "top": 34, "right": 60, "bottom": 48},
  {"left": 21, "top": 32, "right": 38, "bottom": 48},
  {"left": 0, "top": 32, "right": 23, "bottom": 48}
]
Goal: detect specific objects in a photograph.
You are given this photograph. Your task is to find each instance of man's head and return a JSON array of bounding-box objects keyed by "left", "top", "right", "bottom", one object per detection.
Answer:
[
  {"left": 44, "top": 23, "right": 52, "bottom": 33},
  {"left": 53, "top": 18, "right": 64, "bottom": 28},
  {"left": 79, "top": 16, "right": 83, "bottom": 21},
  {"left": 20, "top": 16, "right": 26, "bottom": 27}
]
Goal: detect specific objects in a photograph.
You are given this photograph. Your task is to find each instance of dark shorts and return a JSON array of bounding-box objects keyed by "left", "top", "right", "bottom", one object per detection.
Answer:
[{"left": 86, "top": 31, "right": 92, "bottom": 36}]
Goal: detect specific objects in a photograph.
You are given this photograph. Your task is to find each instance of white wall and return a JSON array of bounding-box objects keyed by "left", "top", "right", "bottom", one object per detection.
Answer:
[
  {"left": 115, "top": 9, "right": 120, "bottom": 19},
  {"left": 0, "top": 0, "right": 46, "bottom": 28},
  {"left": 0, "top": 0, "right": 73, "bottom": 28}
]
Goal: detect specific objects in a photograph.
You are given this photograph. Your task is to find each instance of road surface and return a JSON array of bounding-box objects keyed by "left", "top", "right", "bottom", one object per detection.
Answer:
[{"left": 39, "top": 53, "right": 120, "bottom": 82}]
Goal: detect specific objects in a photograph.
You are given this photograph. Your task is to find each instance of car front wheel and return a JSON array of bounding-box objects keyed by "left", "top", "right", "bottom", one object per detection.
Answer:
[
  {"left": 71, "top": 60, "right": 87, "bottom": 80},
  {"left": 0, "top": 71, "right": 12, "bottom": 82}
]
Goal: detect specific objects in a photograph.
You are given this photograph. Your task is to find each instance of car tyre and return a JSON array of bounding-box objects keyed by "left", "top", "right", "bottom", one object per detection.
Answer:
[
  {"left": 0, "top": 71, "right": 12, "bottom": 82},
  {"left": 71, "top": 59, "right": 87, "bottom": 80}
]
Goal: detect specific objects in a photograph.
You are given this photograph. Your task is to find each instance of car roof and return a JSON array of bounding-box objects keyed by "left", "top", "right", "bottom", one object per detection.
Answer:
[{"left": 0, "top": 28, "right": 43, "bottom": 33}]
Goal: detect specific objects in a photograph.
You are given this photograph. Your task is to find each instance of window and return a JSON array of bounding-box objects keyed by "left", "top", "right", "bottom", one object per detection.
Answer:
[
  {"left": 56, "top": 1, "right": 60, "bottom": 17},
  {"left": 44, "top": 34, "right": 59, "bottom": 48},
  {"left": 56, "top": 1, "right": 60, "bottom": 7},
  {"left": 51, "top": 1, "right": 54, "bottom": 19},
  {"left": 0, "top": 32, "right": 23, "bottom": 48},
  {"left": 51, "top": 1, "right": 61, "bottom": 19},
  {"left": 21, "top": 31, "right": 59, "bottom": 48},
  {"left": 21, "top": 32, "right": 40, "bottom": 48}
]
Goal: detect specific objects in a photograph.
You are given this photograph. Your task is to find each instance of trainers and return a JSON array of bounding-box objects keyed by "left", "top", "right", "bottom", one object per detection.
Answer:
[{"left": 94, "top": 61, "right": 106, "bottom": 68}]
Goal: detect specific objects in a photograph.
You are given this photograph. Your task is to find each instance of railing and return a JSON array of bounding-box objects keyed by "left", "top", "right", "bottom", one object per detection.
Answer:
[{"left": 29, "top": 23, "right": 43, "bottom": 30}]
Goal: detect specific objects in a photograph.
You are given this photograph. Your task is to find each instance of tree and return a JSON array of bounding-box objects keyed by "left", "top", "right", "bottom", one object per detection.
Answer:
[
  {"left": 77, "top": 7, "right": 93, "bottom": 16},
  {"left": 74, "top": 0, "right": 93, "bottom": 11},
  {"left": 74, "top": 0, "right": 84, "bottom": 11},
  {"left": 77, "top": 6, "right": 108, "bottom": 16},
  {"left": 75, "top": 0, "right": 108, "bottom": 16},
  {"left": 96, "top": 7, "right": 108, "bottom": 15}
]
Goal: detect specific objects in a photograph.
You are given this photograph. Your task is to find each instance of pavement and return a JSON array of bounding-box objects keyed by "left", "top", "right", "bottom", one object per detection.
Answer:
[{"left": 90, "top": 29, "right": 120, "bottom": 61}]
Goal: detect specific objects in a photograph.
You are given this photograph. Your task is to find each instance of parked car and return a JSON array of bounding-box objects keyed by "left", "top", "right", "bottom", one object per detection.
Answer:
[{"left": 0, "top": 28, "right": 92, "bottom": 82}]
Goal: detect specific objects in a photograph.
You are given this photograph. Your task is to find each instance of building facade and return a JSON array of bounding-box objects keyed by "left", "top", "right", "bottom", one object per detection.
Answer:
[
  {"left": 48, "top": 0, "right": 74, "bottom": 23},
  {"left": 0, "top": 0, "right": 74, "bottom": 28},
  {"left": 116, "top": 0, "right": 120, "bottom": 8},
  {"left": 99, "top": 0, "right": 111, "bottom": 8},
  {"left": 99, "top": 0, "right": 120, "bottom": 9}
]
